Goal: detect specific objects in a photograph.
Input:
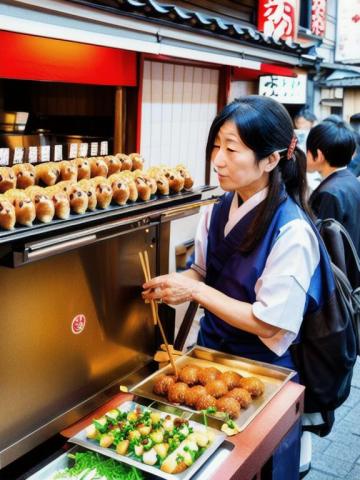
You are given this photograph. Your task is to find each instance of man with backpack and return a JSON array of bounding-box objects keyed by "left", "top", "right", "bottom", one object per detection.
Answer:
[{"left": 306, "top": 117, "right": 360, "bottom": 255}]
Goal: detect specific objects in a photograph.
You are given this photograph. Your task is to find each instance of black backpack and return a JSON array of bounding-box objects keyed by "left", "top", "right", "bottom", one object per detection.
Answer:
[{"left": 291, "top": 218, "right": 360, "bottom": 435}]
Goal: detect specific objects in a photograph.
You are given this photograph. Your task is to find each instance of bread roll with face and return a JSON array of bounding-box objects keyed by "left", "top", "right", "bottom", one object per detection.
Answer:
[
  {"left": 5, "top": 189, "right": 36, "bottom": 227},
  {"left": 35, "top": 162, "right": 60, "bottom": 186},
  {"left": 134, "top": 171, "right": 157, "bottom": 195},
  {"left": 59, "top": 160, "right": 77, "bottom": 182},
  {"left": 72, "top": 158, "right": 91, "bottom": 180},
  {"left": 90, "top": 157, "right": 108, "bottom": 178},
  {"left": 116, "top": 153, "right": 132, "bottom": 172},
  {"left": 90, "top": 177, "right": 113, "bottom": 209},
  {"left": 134, "top": 176, "right": 151, "bottom": 201},
  {"left": 45, "top": 186, "right": 70, "bottom": 220},
  {"left": 176, "top": 164, "right": 194, "bottom": 190},
  {"left": 147, "top": 167, "right": 170, "bottom": 195},
  {"left": 163, "top": 168, "right": 185, "bottom": 193},
  {"left": 68, "top": 184, "right": 88, "bottom": 214},
  {"left": 12, "top": 164, "right": 36, "bottom": 189},
  {"left": 109, "top": 173, "right": 138, "bottom": 202},
  {"left": 77, "top": 179, "right": 97, "bottom": 211},
  {"left": 26, "top": 186, "right": 55, "bottom": 223},
  {"left": 129, "top": 153, "right": 144, "bottom": 171},
  {"left": 55, "top": 180, "right": 75, "bottom": 196},
  {"left": 0, "top": 194, "right": 16, "bottom": 230},
  {"left": 109, "top": 177, "right": 130, "bottom": 205},
  {"left": 0, "top": 167, "right": 16, "bottom": 193},
  {"left": 104, "top": 155, "right": 121, "bottom": 176}
]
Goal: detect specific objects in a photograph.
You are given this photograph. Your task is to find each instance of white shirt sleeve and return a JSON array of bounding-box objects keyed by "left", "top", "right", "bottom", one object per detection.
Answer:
[
  {"left": 191, "top": 204, "right": 213, "bottom": 278},
  {"left": 252, "top": 219, "right": 320, "bottom": 356}
]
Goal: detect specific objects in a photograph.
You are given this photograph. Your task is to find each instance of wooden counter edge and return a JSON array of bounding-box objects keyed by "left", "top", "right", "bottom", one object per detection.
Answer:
[{"left": 209, "top": 381, "right": 305, "bottom": 480}]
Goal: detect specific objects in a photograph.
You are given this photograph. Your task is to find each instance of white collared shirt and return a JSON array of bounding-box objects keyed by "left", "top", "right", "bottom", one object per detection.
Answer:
[{"left": 192, "top": 188, "right": 320, "bottom": 356}]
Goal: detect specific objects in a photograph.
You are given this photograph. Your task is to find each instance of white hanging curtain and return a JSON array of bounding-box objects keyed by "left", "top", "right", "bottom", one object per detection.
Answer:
[{"left": 140, "top": 60, "right": 219, "bottom": 186}]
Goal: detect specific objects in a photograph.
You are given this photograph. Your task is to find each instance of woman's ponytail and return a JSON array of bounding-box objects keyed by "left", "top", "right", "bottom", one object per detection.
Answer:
[{"left": 279, "top": 146, "right": 311, "bottom": 217}]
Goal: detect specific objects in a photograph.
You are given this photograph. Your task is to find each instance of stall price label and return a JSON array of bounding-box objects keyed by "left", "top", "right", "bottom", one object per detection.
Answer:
[
  {"left": 40, "top": 145, "right": 50, "bottom": 163},
  {"left": 13, "top": 147, "right": 24, "bottom": 164},
  {"left": 69, "top": 143, "right": 78, "bottom": 159},
  {"left": 0, "top": 148, "right": 10, "bottom": 166},
  {"left": 54, "top": 145, "right": 63, "bottom": 161},
  {"left": 28, "top": 146, "right": 38, "bottom": 164},
  {"left": 90, "top": 142, "right": 98, "bottom": 156},
  {"left": 100, "top": 141, "right": 108, "bottom": 155},
  {"left": 79, "top": 143, "right": 88, "bottom": 157}
]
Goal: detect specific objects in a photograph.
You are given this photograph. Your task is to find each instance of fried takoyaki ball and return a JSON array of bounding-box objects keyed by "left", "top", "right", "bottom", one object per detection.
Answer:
[
  {"left": 184, "top": 385, "right": 207, "bottom": 407},
  {"left": 198, "top": 367, "right": 221, "bottom": 386},
  {"left": 179, "top": 365, "right": 201, "bottom": 386},
  {"left": 205, "top": 379, "right": 228, "bottom": 399},
  {"left": 153, "top": 374, "right": 177, "bottom": 396},
  {"left": 167, "top": 382, "right": 189, "bottom": 404},
  {"left": 239, "top": 377, "right": 265, "bottom": 398},
  {"left": 216, "top": 397, "right": 240, "bottom": 419},
  {"left": 224, "top": 388, "right": 252, "bottom": 409},
  {"left": 219, "top": 371, "right": 243, "bottom": 390},
  {"left": 195, "top": 393, "right": 216, "bottom": 411}
]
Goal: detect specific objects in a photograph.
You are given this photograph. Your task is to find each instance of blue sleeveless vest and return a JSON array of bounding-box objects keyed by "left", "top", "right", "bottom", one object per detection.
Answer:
[{"left": 197, "top": 190, "right": 336, "bottom": 370}]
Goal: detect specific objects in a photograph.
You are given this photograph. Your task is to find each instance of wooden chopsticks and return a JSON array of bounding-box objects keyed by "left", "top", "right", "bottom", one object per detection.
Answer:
[{"left": 139, "top": 251, "right": 178, "bottom": 377}]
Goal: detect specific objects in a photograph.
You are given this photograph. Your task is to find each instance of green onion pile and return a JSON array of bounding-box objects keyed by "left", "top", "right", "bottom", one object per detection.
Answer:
[{"left": 51, "top": 451, "right": 144, "bottom": 480}]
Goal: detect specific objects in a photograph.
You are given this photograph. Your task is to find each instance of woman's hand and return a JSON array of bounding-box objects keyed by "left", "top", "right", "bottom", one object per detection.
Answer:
[{"left": 142, "top": 272, "right": 202, "bottom": 305}]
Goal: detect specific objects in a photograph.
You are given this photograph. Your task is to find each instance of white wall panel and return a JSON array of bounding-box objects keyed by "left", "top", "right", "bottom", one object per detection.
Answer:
[{"left": 140, "top": 60, "right": 219, "bottom": 186}]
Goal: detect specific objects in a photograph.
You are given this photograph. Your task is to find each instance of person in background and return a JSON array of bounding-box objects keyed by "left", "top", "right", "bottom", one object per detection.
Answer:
[
  {"left": 294, "top": 107, "right": 317, "bottom": 131},
  {"left": 349, "top": 113, "right": 360, "bottom": 177},
  {"left": 293, "top": 107, "right": 320, "bottom": 193},
  {"left": 307, "top": 117, "right": 360, "bottom": 254},
  {"left": 143, "top": 96, "right": 336, "bottom": 479}
]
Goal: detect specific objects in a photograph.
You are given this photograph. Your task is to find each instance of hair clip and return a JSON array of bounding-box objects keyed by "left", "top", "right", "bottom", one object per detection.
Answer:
[{"left": 287, "top": 135, "right": 298, "bottom": 160}]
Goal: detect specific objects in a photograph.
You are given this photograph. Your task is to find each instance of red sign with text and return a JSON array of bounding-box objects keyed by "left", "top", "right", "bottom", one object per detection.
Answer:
[
  {"left": 311, "top": 0, "right": 327, "bottom": 36},
  {"left": 258, "top": 0, "right": 298, "bottom": 41}
]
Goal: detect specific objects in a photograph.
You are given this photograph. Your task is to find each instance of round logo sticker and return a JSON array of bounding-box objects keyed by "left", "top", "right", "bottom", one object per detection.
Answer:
[{"left": 71, "top": 314, "right": 86, "bottom": 334}]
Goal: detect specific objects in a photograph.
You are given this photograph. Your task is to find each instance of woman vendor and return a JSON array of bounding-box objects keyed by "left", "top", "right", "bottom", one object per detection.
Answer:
[{"left": 142, "top": 96, "right": 328, "bottom": 479}]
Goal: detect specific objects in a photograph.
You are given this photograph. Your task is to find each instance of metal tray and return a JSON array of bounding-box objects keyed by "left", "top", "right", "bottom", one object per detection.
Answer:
[
  {"left": 131, "top": 345, "right": 296, "bottom": 432},
  {"left": 69, "top": 400, "right": 226, "bottom": 480}
]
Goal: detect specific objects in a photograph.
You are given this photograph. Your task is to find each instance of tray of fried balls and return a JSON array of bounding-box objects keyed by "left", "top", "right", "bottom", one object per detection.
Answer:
[{"left": 132, "top": 347, "right": 296, "bottom": 432}]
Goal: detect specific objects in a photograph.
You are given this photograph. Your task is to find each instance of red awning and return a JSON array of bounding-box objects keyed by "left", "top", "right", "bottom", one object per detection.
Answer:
[
  {"left": 0, "top": 30, "right": 137, "bottom": 86},
  {"left": 233, "top": 63, "right": 297, "bottom": 81}
]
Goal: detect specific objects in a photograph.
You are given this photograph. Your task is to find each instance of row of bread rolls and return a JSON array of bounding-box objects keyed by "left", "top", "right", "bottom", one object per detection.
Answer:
[
  {"left": 0, "top": 165, "right": 194, "bottom": 230},
  {"left": 0, "top": 153, "right": 144, "bottom": 193}
]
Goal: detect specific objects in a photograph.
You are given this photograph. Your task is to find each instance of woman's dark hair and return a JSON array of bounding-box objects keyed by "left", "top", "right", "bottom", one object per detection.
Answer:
[
  {"left": 206, "top": 95, "right": 311, "bottom": 253},
  {"left": 306, "top": 119, "right": 356, "bottom": 168}
]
